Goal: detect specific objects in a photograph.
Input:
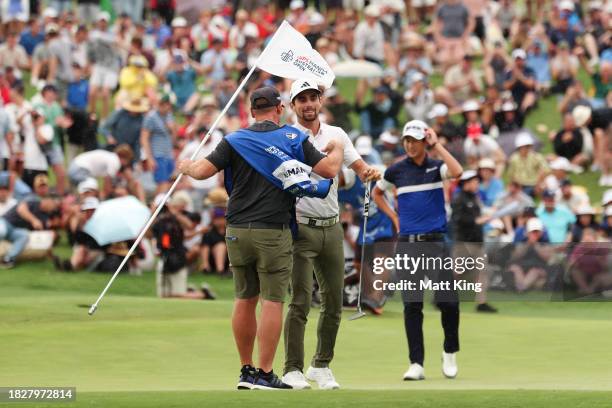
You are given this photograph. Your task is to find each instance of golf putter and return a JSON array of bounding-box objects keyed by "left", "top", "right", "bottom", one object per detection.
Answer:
[{"left": 349, "top": 180, "right": 371, "bottom": 321}]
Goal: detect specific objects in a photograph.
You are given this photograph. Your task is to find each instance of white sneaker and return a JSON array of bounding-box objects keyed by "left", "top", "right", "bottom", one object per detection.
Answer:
[
  {"left": 305, "top": 366, "right": 340, "bottom": 390},
  {"left": 402, "top": 363, "right": 425, "bottom": 380},
  {"left": 442, "top": 352, "right": 458, "bottom": 378},
  {"left": 281, "top": 370, "right": 311, "bottom": 390}
]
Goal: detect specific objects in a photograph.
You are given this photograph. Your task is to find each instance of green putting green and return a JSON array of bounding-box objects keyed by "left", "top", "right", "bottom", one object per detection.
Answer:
[{"left": 1, "top": 265, "right": 611, "bottom": 407}]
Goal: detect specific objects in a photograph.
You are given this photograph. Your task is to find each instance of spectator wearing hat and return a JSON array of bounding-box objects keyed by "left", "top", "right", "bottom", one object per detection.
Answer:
[
  {"left": 495, "top": 100, "right": 524, "bottom": 133},
  {"left": 88, "top": 12, "right": 121, "bottom": 118},
  {"left": 398, "top": 34, "right": 433, "bottom": 89},
  {"left": 375, "top": 130, "right": 404, "bottom": 160},
  {"left": 459, "top": 99, "right": 490, "bottom": 139},
  {"left": 507, "top": 217, "right": 552, "bottom": 292},
  {"left": 477, "top": 158, "right": 504, "bottom": 208},
  {"left": 536, "top": 190, "right": 576, "bottom": 243},
  {"left": 433, "top": 0, "right": 472, "bottom": 70},
  {"left": 162, "top": 54, "right": 200, "bottom": 110},
  {"left": 229, "top": 10, "right": 260, "bottom": 50},
  {"left": 544, "top": 157, "right": 572, "bottom": 192},
  {"left": 355, "top": 80, "right": 402, "bottom": 138},
  {"left": 148, "top": 14, "right": 172, "bottom": 49},
  {"left": 428, "top": 103, "right": 461, "bottom": 142},
  {"left": 403, "top": 72, "right": 435, "bottom": 122},
  {"left": 437, "top": 54, "right": 482, "bottom": 110},
  {"left": 117, "top": 54, "right": 158, "bottom": 110},
  {"left": 570, "top": 204, "right": 600, "bottom": 243},
  {"left": 571, "top": 103, "right": 612, "bottom": 186},
  {"left": 503, "top": 49, "right": 537, "bottom": 112},
  {"left": 506, "top": 132, "right": 548, "bottom": 197},
  {"left": 200, "top": 37, "right": 234, "bottom": 87},
  {"left": 354, "top": 135, "right": 382, "bottom": 165},
  {"left": 141, "top": 94, "right": 176, "bottom": 192},
  {"left": 100, "top": 96, "right": 148, "bottom": 159},
  {"left": 462, "top": 126, "right": 505, "bottom": 176},
  {"left": 451, "top": 169, "right": 498, "bottom": 312},
  {"left": 525, "top": 39, "right": 551, "bottom": 93},
  {"left": 601, "top": 205, "right": 612, "bottom": 240},
  {"left": 353, "top": 4, "right": 385, "bottom": 65}
]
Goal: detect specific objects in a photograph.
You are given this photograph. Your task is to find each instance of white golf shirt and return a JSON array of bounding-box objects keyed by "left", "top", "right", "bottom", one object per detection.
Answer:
[{"left": 294, "top": 122, "right": 361, "bottom": 219}]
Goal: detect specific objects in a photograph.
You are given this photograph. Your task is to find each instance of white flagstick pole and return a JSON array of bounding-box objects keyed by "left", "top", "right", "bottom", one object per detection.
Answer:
[{"left": 88, "top": 38, "right": 279, "bottom": 316}]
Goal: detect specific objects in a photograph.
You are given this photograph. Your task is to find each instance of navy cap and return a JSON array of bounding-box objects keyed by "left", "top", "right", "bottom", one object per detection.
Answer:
[
  {"left": 250, "top": 86, "right": 282, "bottom": 109},
  {"left": 542, "top": 190, "right": 555, "bottom": 199}
]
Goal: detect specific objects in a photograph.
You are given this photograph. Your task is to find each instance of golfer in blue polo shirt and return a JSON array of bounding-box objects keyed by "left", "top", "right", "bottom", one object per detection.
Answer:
[{"left": 373, "top": 120, "right": 463, "bottom": 381}]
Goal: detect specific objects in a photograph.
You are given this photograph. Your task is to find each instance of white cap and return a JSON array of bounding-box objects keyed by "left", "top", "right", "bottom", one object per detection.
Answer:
[
  {"left": 42, "top": 7, "right": 58, "bottom": 18},
  {"left": 502, "top": 101, "right": 517, "bottom": 112},
  {"left": 402, "top": 120, "right": 427, "bottom": 140},
  {"left": 461, "top": 99, "right": 480, "bottom": 112},
  {"left": 512, "top": 48, "right": 527, "bottom": 60},
  {"left": 97, "top": 11, "right": 111, "bottom": 21},
  {"left": 588, "top": 1, "right": 603, "bottom": 10},
  {"left": 526, "top": 218, "right": 544, "bottom": 232},
  {"left": 77, "top": 177, "right": 99, "bottom": 194},
  {"left": 428, "top": 103, "right": 448, "bottom": 119},
  {"left": 81, "top": 197, "right": 100, "bottom": 211},
  {"left": 576, "top": 204, "right": 596, "bottom": 215},
  {"left": 380, "top": 131, "right": 399, "bottom": 145},
  {"left": 364, "top": 4, "right": 381, "bottom": 17},
  {"left": 489, "top": 218, "right": 504, "bottom": 230},
  {"left": 290, "top": 79, "right": 321, "bottom": 101},
  {"left": 411, "top": 71, "right": 425, "bottom": 83},
  {"left": 572, "top": 105, "right": 592, "bottom": 127},
  {"left": 606, "top": 206, "right": 612, "bottom": 217},
  {"left": 289, "top": 0, "right": 305, "bottom": 10},
  {"left": 324, "top": 86, "right": 338, "bottom": 98},
  {"left": 153, "top": 193, "right": 166, "bottom": 208},
  {"left": 515, "top": 132, "right": 534, "bottom": 148},
  {"left": 478, "top": 158, "right": 496, "bottom": 170},
  {"left": 550, "top": 157, "right": 572, "bottom": 171},
  {"left": 559, "top": 0, "right": 575, "bottom": 11},
  {"left": 355, "top": 135, "right": 373, "bottom": 155},
  {"left": 171, "top": 16, "right": 188, "bottom": 28},
  {"left": 603, "top": 189, "right": 612, "bottom": 206},
  {"left": 460, "top": 170, "right": 479, "bottom": 182}
]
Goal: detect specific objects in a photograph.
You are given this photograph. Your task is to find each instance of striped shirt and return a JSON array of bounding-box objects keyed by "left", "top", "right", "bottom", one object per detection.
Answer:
[
  {"left": 377, "top": 156, "right": 450, "bottom": 235},
  {"left": 143, "top": 110, "right": 173, "bottom": 158}
]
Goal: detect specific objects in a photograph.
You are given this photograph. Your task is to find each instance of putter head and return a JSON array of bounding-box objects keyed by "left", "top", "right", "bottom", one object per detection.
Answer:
[
  {"left": 88, "top": 304, "right": 98, "bottom": 316},
  {"left": 348, "top": 310, "right": 366, "bottom": 321}
]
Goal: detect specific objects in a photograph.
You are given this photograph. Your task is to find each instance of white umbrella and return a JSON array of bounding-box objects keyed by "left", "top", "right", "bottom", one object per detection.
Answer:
[
  {"left": 83, "top": 196, "right": 151, "bottom": 246},
  {"left": 333, "top": 60, "right": 384, "bottom": 78}
]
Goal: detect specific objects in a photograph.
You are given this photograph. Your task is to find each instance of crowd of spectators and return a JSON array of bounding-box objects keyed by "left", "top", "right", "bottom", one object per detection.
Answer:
[{"left": 0, "top": 0, "right": 609, "bottom": 299}]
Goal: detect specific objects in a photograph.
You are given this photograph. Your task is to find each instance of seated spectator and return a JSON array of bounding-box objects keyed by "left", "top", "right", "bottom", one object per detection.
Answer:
[
  {"left": 375, "top": 130, "right": 403, "bottom": 160},
  {"left": 0, "top": 196, "right": 60, "bottom": 268},
  {"left": 569, "top": 227, "right": 610, "bottom": 295},
  {"left": 556, "top": 179, "right": 590, "bottom": 214},
  {"left": 544, "top": 157, "right": 572, "bottom": 193},
  {"left": 570, "top": 104, "right": 612, "bottom": 186},
  {"left": 570, "top": 205, "right": 600, "bottom": 243},
  {"left": 355, "top": 81, "right": 401, "bottom": 139},
  {"left": 495, "top": 100, "right": 524, "bottom": 133},
  {"left": 0, "top": 177, "right": 17, "bottom": 216},
  {"left": 507, "top": 217, "right": 553, "bottom": 292},
  {"left": 200, "top": 207, "right": 229, "bottom": 275},
  {"left": 463, "top": 130, "right": 505, "bottom": 175},
  {"left": 503, "top": 49, "right": 537, "bottom": 112},
  {"left": 506, "top": 132, "right": 548, "bottom": 197},
  {"left": 550, "top": 41, "right": 579, "bottom": 94},
  {"left": 0, "top": 31, "right": 30, "bottom": 76},
  {"left": 459, "top": 100, "right": 490, "bottom": 139},
  {"left": 477, "top": 158, "right": 504, "bottom": 208},
  {"left": 484, "top": 41, "right": 511, "bottom": 90},
  {"left": 525, "top": 40, "right": 551, "bottom": 93},
  {"left": 553, "top": 112, "right": 588, "bottom": 171},
  {"left": 536, "top": 190, "right": 576, "bottom": 243},
  {"left": 437, "top": 55, "right": 482, "bottom": 109},
  {"left": 403, "top": 72, "right": 434, "bottom": 122}
]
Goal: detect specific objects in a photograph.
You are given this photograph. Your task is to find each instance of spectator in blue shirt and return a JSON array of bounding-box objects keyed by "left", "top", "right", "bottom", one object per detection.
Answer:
[
  {"left": 526, "top": 40, "right": 551, "bottom": 92},
  {"left": 19, "top": 19, "right": 45, "bottom": 56},
  {"left": 536, "top": 190, "right": 576, "bottom": 243},
  {"left": 147, "top": 14, "right": 172, "bottom": 49},
  {"left": 165, "top": 55, "right": 197, "bottom": 110},
  {"left": 477, "top": 158, "right": 504, "bottom": 208},
  {"left": 67, "top": 63, "right": 89, "bottom": 111}
]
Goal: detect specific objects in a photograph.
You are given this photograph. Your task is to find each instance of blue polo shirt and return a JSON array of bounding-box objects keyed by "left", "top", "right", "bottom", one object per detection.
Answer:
[{"left": 378, "top": 156, "right": 448, "bottom": 235}]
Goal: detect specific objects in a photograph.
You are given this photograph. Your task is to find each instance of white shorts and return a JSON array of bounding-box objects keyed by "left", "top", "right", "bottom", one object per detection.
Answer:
[
  {"left": 90, "top": 65, "right": 118, "bottom": 89},
  {"left": 411, "top": 0, "right": 436, "bottom": 6}
]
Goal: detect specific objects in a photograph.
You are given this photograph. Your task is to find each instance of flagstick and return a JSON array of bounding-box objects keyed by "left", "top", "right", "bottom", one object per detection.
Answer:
[{"left": 88, "top": 52, "right": 270, "bottom": 316}]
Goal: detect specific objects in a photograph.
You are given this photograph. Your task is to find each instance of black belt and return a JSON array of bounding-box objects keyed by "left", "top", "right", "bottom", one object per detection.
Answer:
[
  {"left": 229, "top": 222, "right": 288, "bottom": 230},
  {"left": 399, "top": 233, "right": 445, "bottom": 242}
]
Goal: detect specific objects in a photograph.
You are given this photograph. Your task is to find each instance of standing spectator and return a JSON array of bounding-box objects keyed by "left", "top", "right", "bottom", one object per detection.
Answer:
[
  {"left": 0, "top": 32, "right": 30, "bottom": 76},
  {"left": 116, "top": 55, "right": 158, "bottom": 109},
  {"left": 88, "top": 12, "right": 120, "bottom": 119},
  {"left": 77, "top": 0, "right": 99, "bottom": 25},
  {"left": 47, "top": 22, "right": 74, "bottom": 99},
  {"left": 164, "top": 54, "right": 198, "bottom": 111},
  {"left": 398, "top": 35, "right": 433, "bottom": 88},
  {"left": 536, "top": 190, "right": 576, "bottom": 243},
  {"left": 65, "top": 62, "right": 91, "bottom": 162},
  {"left": 31, "top": 24, "right": 58, "bottom": 87},
  {"left": 190, "top": 10, "right": 212, "bottom": 58},
  {"left": 200, "top": 37, "right": 234, "bottom": 87},
  {"left": 433, "top": 0, "right": 473, "bottom": 70},
  {"left": 506, "top": 132, "right": 548, "bottom": 197},
  {"left": 100, "top": 97, "right": 148, "bottom": 158},
  {"left": 353, "top": 4, "right": 385, "bottom": 65},
  {"left": 141, "top": 95, "right": 176, "bottom": 193},
  {"left": 19, "top": 19, "right": 45, "bottom": 56},
  {"left": 503, "top": 49, "right": 537, "bottom": 112}
]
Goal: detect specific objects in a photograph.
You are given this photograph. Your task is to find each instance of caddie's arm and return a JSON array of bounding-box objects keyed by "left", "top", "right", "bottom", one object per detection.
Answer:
[
  {"left": 177, "top": 158, "right": 219, "bottom": 180},
  {"left": 425, "top": 128, "right": 463, "bottom": 179},
  {"left": 312, "top": 139, "right": 344, "bottom": 178}
]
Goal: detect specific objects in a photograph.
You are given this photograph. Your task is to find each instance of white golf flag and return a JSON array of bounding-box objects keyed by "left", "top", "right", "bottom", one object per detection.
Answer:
[{"left": 257, "top": 20, "right": 335, "bottom": 89}]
